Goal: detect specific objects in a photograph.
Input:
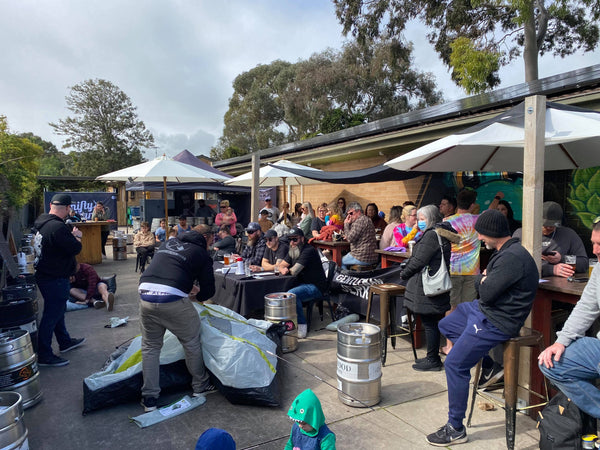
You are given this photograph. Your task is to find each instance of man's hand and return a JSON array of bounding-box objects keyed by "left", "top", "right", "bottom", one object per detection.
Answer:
[
  {"left": 543, "top": 251, "right": 562, "bottom": 264},
  {"left": 552, "top": 262, "right": 574, "bottom": 278},
  {"left": 279, "top": 266, "right": 290, "bottom": 275},
  {"left": 250, "top": 265, "right": 262, "bottom": 273},
  {"left": 71, "top": 226, "right": 82, "bottom": 238},
  {"left": 538, "top": 342, "right": 566, "bottom": 368}
]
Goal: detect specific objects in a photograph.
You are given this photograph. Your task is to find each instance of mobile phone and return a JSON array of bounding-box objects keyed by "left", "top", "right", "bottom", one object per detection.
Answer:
[{"left": 542, "top": 249, "right": 556, "bottom": 256}]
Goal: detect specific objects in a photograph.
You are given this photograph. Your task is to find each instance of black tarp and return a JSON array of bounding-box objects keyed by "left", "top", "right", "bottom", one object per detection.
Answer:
[{"left": 267, "top": 163, "right": 425, "bottom": 184}]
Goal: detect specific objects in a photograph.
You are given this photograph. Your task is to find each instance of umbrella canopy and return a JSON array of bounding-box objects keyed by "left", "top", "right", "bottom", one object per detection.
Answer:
[
  {"left": 97, "top": 154, "right": 230, "bottom": 224},
  {"left": 384, "top": 102, "right": 600, "bottom": 172},
  {"left": 224, "top": 159, "right": 323, "bottom": 187}
]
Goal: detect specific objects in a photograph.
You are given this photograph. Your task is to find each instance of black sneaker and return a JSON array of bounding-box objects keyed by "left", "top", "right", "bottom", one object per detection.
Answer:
[
  {"left": 60, "top": 337, "right": 86, "bottom": 353},
  {"left": 478, "top": 362, "right": 504, "bottom": 389},
  {"left": 140, "top": 396, "right": 158, "bottom": 412},
  {"left": 426, "top": 423, "right": 468, "bottom": 446},
  {"left": 38, "top": 355, "right": 70, "bottom": 367},
  {"left": 412, "top": 357, "right": 443, "bottom": 372},
  {"left": 193, "top": 383, "right": 216, "bottom": 397}
]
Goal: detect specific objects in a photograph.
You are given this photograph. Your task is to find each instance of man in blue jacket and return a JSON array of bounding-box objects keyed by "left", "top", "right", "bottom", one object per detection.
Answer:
[
  {"left": 138, "top": 224, "right": 216, "bottom": 412},
  {"left": 34, "top": 194, "right": 86, "bottom": 367},
  {"left": 427, "top": 210, "right": 539, "bottom": 446}
]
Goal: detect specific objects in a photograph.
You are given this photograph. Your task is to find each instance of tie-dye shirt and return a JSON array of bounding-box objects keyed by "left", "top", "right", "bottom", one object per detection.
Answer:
[{"left": 444, "top": 213, "right": 480, "bottom": 275}]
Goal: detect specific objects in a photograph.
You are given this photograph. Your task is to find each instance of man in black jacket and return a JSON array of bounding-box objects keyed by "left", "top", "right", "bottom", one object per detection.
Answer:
[
  {"left": 426, "top": 210, "right": 539, "bottom": 446},
  {"left": 34, "top": 193, "right": 86, "bottom": 367},
  {"left": 138, "top": 224, "right": 216, "bottom": 412}
]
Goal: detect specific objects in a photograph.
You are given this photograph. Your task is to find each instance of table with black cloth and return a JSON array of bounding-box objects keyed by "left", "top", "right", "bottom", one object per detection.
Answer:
[{"left": 210, "top": 262, "right": 296, "bottom": 316}]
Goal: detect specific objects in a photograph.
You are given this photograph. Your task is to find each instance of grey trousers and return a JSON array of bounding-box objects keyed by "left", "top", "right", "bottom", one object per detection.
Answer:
[{"left": 140, "top": 297, "right": 209, "bottom": 398}]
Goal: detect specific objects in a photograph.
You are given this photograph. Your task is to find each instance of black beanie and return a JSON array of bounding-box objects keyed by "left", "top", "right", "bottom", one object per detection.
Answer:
[{"left": 474, "top": 209, "right": 511, "bottom": 238}]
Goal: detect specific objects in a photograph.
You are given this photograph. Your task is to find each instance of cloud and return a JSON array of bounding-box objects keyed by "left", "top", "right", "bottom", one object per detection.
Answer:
[{"left": 151, "top": 128, "right": 216, "bottom": 159}]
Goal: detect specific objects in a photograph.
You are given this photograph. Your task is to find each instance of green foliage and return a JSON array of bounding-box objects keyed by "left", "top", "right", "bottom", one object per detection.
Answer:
[
  {"left": 449, "top": 37, "right": 501, "bottom": 94},
  {"left": 568, "top": 167, "right": 600, "bottom": 228},
  {"left": 0, "top": 116, "right": 43, "bottom": 213},
  {"left": 212, "top": 38, "right": 442, "bottom": 159},
  {"left": 17, "top": 132, "right": 74, "bottom": 177},
  {"left": 333, "top": 0, "right": 600, "bottom": 92},
  {"left": 50, "top": 79, "right": 154, "bottom": 177}
]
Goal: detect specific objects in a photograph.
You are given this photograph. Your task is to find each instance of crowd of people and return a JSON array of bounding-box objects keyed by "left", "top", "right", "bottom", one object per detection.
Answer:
[{"left": 33, "top": 189, "right": 599, "bottom": 447}]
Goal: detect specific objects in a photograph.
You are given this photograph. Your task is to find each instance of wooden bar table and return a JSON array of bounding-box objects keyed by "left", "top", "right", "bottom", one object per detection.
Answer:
[
  {"left": 375, "top": 249, "right": 410, "bottom": 268},
  {"left": 310, "top": 240, "right": 350, "bottom": 266},
  {"left": 75, "top": 221, "right": 109, "bottom": 265},
  {"left": 529, "top": 275, "right": 586, "bottom": 415}
]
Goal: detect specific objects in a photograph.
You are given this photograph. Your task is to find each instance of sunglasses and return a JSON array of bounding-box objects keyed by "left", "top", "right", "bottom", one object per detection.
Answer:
[
  {"left": 347, "top": 211, "right": 354, "bottom": 216},
  {"left": 267, "top": 237, "right": 277, "bottom": 242},
  {"left": 289, "top": 237, "right": 300, "bottom": 242},
  {"left": 220, "top": 205, "right": 227, "bottom": 208}
]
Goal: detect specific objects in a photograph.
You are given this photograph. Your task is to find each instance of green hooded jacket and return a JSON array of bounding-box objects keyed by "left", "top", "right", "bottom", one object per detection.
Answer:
[{"left": 285, "top": 389, "right": 336, "bottom": 450}]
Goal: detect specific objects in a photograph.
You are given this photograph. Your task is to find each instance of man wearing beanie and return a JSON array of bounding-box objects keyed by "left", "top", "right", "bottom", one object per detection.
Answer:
[
  {"left": 513, "top": 201, "right": 588, "bottom": 278},
  {"left": 426, "top": 209, "right": 539, "bottom": 446}
]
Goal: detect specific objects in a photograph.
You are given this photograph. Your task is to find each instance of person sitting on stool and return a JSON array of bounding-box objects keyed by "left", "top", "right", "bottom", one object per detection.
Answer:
[{"left": 134, "top": 221, "right": 156, "bottom": 273}]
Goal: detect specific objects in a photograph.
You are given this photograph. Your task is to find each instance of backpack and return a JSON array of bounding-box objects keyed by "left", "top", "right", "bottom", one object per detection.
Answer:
[{"left": 537, "top": 391, "right": 596, "bottom": 450}]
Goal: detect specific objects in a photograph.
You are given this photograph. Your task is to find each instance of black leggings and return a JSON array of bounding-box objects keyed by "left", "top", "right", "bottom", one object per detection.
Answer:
[
  {"left": 100, "top": 231, "right": 109, "bottom": 255},
  {"left": 419, "top": 313, "right": 445, "bottom": 360}
]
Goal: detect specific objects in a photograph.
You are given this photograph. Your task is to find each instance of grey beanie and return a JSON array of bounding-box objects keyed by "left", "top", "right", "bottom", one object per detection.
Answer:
[{"left": 474, "top": 209, "right": 511, "bottom": 238}]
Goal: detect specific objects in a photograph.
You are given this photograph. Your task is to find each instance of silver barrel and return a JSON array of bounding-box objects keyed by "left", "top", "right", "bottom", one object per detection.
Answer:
[
  {"left": 337, "top": 323, "right": 381, "bottom": 407},
  {"left": 0, "top": 330, "right": 43, "bottom": 409},
  {"left": 264, "top": 293, "right": 298, "bottom": 353},
  {"left": 0, "top": 392, "right": 29, "bottom": 450}
]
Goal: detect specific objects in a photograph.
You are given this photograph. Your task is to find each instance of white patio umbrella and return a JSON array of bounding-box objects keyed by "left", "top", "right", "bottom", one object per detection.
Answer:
[
  {"left": 224, "top": 159, "right": 323, "bottom": 204},
  {"left": 384, "top": 101, "right": 600, "bottom": 172},
  {"left": 97, "top": 154, "right": 230, "bottom": 225},
  {"left": 385, "top": 98, "right": 600, "bottom": 274}
]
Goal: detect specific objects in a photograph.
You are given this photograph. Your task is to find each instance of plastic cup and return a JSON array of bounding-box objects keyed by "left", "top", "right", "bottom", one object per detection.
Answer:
[{"left": 224, "top": 254, "right": 230, "bottom": 265}]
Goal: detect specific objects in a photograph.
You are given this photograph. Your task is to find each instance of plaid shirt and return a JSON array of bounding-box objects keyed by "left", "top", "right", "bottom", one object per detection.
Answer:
[
  {"left": 241, "top": 235, "right": 267, "bottom": 266},
  {"left": 344, "top": 214, "right": 378, "bottom": 263},
  {"left": 71, "top": 263, "right": 100, "bottom": 300}
]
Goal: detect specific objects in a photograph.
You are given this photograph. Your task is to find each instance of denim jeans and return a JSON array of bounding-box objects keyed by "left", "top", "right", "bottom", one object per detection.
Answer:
[
  {"left": 288, "top": 284, "right": 322, "bottom": 324},
  {"left": 341, "top": 253, "right": 371, "bottom": 270},
  {"left": 539, "top": 337, "right": 600, "bottom": 418},
  {"left": 37, "top": 277, "right": 73, "bottom": 359},
  {"left": 439, "top": 300, "right": 510, "bottom": 429}
]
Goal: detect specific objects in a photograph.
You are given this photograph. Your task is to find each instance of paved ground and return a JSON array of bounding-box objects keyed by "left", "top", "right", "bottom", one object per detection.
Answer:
[{"left": 22, "top": 245, "right": 542, "bottom": 449}]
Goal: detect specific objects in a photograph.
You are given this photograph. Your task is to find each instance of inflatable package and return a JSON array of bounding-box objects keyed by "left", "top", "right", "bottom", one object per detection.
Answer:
[{"left": 82, "top": 303, "right": 284, "bottom": 413}]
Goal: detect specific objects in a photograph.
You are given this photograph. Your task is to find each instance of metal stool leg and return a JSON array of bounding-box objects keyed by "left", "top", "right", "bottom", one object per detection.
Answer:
[
  {"left": 366, "top": 290, "right": 373, "bottom": 324},
  {"left": 406, "top": 309, "right": 418, "bottom": 361},
  {"left": 380, "top": 292, "right": 389, "bottom": 366},
  {"left": 467, "top": 359, "right": 483, "bottom": 427},
  {"left": 389, "top": 294, "right": 397, "bottom": 349}
]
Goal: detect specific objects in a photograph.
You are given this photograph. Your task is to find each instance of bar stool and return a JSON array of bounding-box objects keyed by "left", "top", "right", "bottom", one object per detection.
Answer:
[
  {"left": 366, "top": 283, "right": 417, "bottom": 365},
  {"left": 466, "top": 327, "right": 548, "bottom": 450}
]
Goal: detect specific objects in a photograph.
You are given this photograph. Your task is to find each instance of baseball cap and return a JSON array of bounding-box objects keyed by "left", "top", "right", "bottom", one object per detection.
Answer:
[
  {"left": 246, "top": 222, "right": 261, "bottom": 233},
  {"left": 265, "top": 229, "right": 278, "bottom": 239},
  {"left": 287, "top": 227, "right": 304, "bottom": 238},
  {"left": 543, "top": 201, "right": 563, "bottom": 227},
  {"left": 51, "top": 194, "right": 72, "bottom": 206}
]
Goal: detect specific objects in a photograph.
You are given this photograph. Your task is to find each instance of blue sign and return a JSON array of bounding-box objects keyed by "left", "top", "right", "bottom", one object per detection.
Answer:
[{"left": 44, "top": 192, "right": 117, "bottom": 222}]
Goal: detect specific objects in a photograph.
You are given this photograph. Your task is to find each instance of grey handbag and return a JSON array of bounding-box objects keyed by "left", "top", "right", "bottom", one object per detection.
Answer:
[{"left": 421, "top": 231, "right": 452, "bottom": 296}]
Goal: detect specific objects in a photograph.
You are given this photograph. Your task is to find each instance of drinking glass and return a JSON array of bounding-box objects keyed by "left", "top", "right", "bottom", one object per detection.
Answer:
[
  {"left": 565, "top": 254, "right": 577, "bottom": 272},
  {"left": 223, "top": 254, "right": 230, "bottom": 265}
]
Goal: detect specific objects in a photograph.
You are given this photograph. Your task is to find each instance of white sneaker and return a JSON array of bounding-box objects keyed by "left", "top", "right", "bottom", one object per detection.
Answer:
[{"left": 297, "top": 324, "right": 307, "bottom": 339}]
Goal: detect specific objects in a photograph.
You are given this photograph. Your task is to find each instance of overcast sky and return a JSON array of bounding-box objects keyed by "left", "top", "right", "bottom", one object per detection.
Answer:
[{"left": 2, "top": 1, "right": 599, "bottom": 159}]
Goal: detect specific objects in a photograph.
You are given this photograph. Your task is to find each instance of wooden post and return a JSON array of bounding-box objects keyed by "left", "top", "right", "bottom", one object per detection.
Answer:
[
  {"left": 522, "top": 95, "right": 546, "bottom": 273},
  {"left": 251, "top": 152, "right": 260, "bottom": 222}
]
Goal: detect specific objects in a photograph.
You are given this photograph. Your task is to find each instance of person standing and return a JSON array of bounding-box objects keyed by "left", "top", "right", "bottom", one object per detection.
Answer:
[
  {"left": 91, "top": 201, "right": 110, "bottom": 257},
  {"left": 34, "top": 194, "right": 86, "bottom": 367},
  {"left": 138, "top": 224, "right": 216, "bottom": 412},
  {"left": 439, "top": 195, "right": 457, "bottom": 218},
  {"left": 426, "top": 210, "right": 538, "bottom": 446},
  {"left": 262, "top": 197, "right": 279, "bottom": 222},
  {"left": 176, "top": 215, "right": 192, "bottom": 237}
]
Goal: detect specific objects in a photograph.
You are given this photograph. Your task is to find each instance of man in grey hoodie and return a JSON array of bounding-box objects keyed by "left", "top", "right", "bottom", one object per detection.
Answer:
[{"left": 538, "top": 220, "right": 600, "bottom": 419}]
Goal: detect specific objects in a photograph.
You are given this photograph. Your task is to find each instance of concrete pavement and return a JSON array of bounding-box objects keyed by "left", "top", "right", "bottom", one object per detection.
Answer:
[{"left": 23, "top": 246, "right": 541, "bottom": 449}]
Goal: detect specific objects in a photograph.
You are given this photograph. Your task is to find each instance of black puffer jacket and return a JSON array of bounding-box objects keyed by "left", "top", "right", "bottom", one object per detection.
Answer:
[{"left": 400, "top": 222, "right": 459, "bottom": 315}]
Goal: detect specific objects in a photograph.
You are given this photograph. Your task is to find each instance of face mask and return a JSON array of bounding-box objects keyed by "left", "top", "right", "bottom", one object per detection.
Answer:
[{"left": 417, "top": 220, "right": 427, "bottom": 231}]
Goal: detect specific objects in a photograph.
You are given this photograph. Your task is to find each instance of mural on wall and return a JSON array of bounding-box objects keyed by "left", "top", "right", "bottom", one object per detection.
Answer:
[{"left": 567, "top": 168, "right": 600, "bottom": 229}]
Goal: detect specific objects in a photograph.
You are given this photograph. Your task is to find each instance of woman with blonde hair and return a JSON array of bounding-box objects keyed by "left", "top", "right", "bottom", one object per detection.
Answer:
[
  {"left": 392, "top": 204, "right": 422, "bottom": 248},
  {"left": 380, "top": 205, "right": 403, "bottom": 249},
  {"left": 297, "top": 202, "right": 314, "bottom": 238}
]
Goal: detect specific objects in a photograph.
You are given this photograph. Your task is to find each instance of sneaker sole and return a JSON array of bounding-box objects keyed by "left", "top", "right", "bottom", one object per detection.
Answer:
[
  {"left": 60, "top": 338, "right": 86, "bottom": 353},
  {"left": 107, "top": 293, "right": 115, "bottom": 311},
  {"left": 140, "top": 401, "right": 157, "bottom": 412},
  {"left": 412, "top": 365, "right": 443, "bottom": 372},
  {"left": 94, "top": 300, "right": 106, "bottom": 309},
  {"left": 38, "top": 360, "right": 70, "bottom": 367},
  {"left": 426, "top": 435, "right": 468, "bottom": 446},
  {"left": 479, "top": 370, "right": 504, "bottom": 389}
]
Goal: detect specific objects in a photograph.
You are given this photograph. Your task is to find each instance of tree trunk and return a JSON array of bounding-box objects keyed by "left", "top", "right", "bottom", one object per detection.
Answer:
[{"left": 523, "top": 1, "right": 539, "bottom": 82}]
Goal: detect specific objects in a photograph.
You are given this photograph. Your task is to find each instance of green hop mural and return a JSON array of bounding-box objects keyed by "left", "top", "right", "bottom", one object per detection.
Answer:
[{"left": 568, "top": 168, "right": 600, "bottom": 229}]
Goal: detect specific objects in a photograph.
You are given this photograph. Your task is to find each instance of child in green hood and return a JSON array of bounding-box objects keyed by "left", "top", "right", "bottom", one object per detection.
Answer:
[{"left": 285, "top": 389, "right": 336, "bottom": 450}]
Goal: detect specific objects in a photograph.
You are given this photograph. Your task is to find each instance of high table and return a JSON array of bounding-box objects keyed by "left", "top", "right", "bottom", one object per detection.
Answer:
[
  {"left": 74, "top": 221, "right": 110, "bottom": 265},
  {"left": 375, "top": 249, "right": 410, "bottom": 268},
  {"left": 310, "top": 240, "right": 350, "bottom": 266},
  {"left": 529, "top": 275, "right": 586, "bottom": 415},
  {"left": 210, "top": 263, "right": 296, "bottom": 316}
]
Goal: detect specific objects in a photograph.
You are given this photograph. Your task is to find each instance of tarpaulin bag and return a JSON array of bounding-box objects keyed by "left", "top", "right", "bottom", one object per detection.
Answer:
[
  {"left": 537, "top": 391, "right": 596, "bottom": 450},
  {"left": 421, "top": 231, "right": 452, "bottom": 296}
]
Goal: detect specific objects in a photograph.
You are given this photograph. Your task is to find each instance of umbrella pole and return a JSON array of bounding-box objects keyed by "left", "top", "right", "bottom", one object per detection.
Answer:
[
  {"left": 163, "top": 177, "right": 168, "bottom": 228},
  {"left": 282, "top": 177, "right": 287, "bottom": 206}
]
